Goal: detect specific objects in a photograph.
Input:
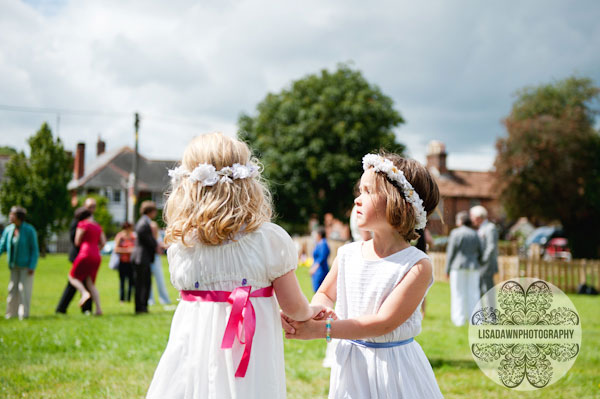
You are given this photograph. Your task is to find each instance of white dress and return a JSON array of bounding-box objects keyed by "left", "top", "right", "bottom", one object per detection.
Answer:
[
  {"left": 146, "top": 223, "right": 297, "bottom": 399},
  {"left": 329, "top": 243, "right": 444, "bottom": 399}
]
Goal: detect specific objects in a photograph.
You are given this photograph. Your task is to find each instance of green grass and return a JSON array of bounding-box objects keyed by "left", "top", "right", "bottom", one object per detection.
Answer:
[{"left": 0, "top": 255, "right": 599, "bottom": 398}]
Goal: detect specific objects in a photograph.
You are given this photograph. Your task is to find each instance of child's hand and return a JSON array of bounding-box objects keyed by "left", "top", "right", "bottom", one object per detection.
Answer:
[
  {"left": 280, "top": 311, "right": 296, "bottom": 334},
  {"left": 281, "top": 306, "right": 336, "bottom": 337},
  {"left": 309, "top": 304, "right": 326, "bottom": 320},
  {"left": 284, "top": 318, "right": 322, "bottom": 340},
  {"left": 312, "top": 306, "right": 337, "bottom": 321}
]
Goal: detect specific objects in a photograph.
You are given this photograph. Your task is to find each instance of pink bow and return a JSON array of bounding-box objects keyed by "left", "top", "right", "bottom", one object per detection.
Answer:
[{"left": 180, "top": 285, "right": 273, "bottom": 378}]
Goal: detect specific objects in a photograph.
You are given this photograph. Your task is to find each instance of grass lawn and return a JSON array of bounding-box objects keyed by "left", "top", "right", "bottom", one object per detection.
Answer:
[{"left": 0, "top": 254, "right": 598, "bottom": 398}]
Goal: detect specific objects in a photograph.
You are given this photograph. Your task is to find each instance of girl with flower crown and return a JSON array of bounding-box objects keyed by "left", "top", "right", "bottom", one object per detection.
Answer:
[
  {"left": 283, "top": 153, "right": 444, "bottom": 398},
  {"left": 146, "top": 133, "right": 332, "bottom": 399}
]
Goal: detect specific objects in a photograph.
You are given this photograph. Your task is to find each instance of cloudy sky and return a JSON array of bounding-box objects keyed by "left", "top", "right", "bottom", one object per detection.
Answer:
[{"left": 1, "top": 0, "right": 599, "bottom": 171}]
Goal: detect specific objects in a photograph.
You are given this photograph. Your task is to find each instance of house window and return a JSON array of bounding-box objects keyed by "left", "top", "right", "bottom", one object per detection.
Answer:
[{"left": 105, "top": 188, "right": 121, "bottom": 203}]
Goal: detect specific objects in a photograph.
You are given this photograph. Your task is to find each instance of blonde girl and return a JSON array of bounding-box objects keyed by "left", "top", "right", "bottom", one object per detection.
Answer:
[
  {"left": 147, "top": 133, "right": 329, "bottom": 399},
  {"left": 284, "top": 153, "right": 444, "bottom": 399}
]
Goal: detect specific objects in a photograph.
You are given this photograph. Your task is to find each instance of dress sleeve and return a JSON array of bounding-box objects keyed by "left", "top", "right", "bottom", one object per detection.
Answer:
[{"left": 265, "top": 223, "right": 298, "bottom": 281}]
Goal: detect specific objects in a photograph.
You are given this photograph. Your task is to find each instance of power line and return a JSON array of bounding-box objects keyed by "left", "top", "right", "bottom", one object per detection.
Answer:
[
  {"left": 0, "top": 103, "right": 130, "bottom": 118},
  {"left": 0, "top": 104, "right": 208, "bottom": 128}
]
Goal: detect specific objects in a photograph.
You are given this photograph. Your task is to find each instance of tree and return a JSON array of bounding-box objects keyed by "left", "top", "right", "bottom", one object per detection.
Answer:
[
  {"left": 0, "top": 146, "right": 17, "bottom": 156},
  {"left": 0, "top": 152, "right": 32, "bottom": 216},
  {"left": 0, "top": 123, "right": 73, "bottom": 254},
  {"left": 239, "top": 64, "right": 405, "bottom": 232},
  {"left": 495, "top": 77, "right": 600, "bottom": 258}
]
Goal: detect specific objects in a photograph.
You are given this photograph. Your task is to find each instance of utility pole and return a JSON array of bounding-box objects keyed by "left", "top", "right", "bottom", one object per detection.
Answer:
[{"left": 133, "top": 112, "right": 140, "bottom": 221}]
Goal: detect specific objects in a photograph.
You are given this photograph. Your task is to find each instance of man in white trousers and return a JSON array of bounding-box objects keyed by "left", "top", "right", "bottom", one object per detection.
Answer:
[{"left": 445, "top": 211, "right": 482, "bottom": 326}]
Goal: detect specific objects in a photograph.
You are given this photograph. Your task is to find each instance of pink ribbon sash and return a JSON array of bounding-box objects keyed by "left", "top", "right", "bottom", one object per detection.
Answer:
[{"left": 180, "top": 285, "right": 273, "bottom": 378}]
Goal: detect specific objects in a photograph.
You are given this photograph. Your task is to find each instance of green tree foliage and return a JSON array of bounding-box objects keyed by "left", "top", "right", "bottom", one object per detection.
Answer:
[
  {"left": 495, "top": 77, "right": 600, "bottom": 258},
  {"left": 239, "top": 64, "right": 405, "bottom": 231},
  {"left": 0, "top": 152, "right": 32, "bottom": 217},
  {"left": 0, "top": 146, "right": 17, "bottom": 156},
  {"left": 0, "top": 123, "right": 73, "bottom": 253}
]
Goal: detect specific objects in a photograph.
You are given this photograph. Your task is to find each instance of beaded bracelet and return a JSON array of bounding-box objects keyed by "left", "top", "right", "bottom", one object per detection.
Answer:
[{"left": 326, "top": 317, "right": 333, "bottom": 343}]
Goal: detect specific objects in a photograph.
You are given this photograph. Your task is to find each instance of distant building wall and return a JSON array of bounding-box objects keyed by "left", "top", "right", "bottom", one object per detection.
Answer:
[{"left": 425, "top": 140, "right": 500, "bottom": 236}]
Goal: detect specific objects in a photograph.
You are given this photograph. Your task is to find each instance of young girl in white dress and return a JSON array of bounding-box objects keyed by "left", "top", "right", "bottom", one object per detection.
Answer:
[
  {"left": 284, "top": 153, "right": 444, "bottom": 398},
  {"left": 146, "top": 133, "right": 329, "bottom": 399}
]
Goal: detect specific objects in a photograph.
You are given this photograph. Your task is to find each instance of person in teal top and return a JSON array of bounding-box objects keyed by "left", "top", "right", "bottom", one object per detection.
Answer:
[{"left": 0, "top": 206, "right": 39, "bottom": 319}]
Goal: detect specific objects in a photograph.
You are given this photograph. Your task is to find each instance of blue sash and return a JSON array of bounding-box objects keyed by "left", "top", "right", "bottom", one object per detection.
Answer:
[{"left": 349, "top": 337, "right": 414, "bottom": 348}]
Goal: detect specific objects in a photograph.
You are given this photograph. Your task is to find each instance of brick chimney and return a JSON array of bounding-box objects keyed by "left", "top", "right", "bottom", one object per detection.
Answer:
[
  {"left": 426, "top": 140, "right": 448, "bottom": 175},
  {"left": 97, "top": 137, "right": 106, "bottom": 156},
  {"left": 74, "top": 142, "right": 85, "bottom": 180}
]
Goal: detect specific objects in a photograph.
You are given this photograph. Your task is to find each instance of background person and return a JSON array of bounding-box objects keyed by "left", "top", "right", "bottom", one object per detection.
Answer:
[
  {"left": 445, "top": 211, "right": 482, "bottom": 326},
  {"left": 309, "top": 227, "right": 330, "bottom": 292},
  {"left": 114, "top": 221, "right": 135, "bottom": 302},
  {"left": 148, "top": 220, "right": 171, "bottom": 306},
  {"left": 132, "top": 201, "right": 158, "bottom": 314},
  {"left": 56, "top": 198, "right": 96, "bottom": 314},
  {"left": 68, "top": 208, "right": 106, "bottom": 315},
  {"left": 0, "top": 206, "right": 39, "bottom": 320},
  {"left": 470, "top": 205, "right": 498, "bottom": 298}
]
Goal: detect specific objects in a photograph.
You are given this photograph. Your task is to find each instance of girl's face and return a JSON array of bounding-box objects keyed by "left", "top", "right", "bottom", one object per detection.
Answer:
[{"left": 354, "top": 169, "right": 388, "bottom": 232}]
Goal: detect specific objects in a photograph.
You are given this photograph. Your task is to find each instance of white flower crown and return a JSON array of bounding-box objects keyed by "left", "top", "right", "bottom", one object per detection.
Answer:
[
  {"left": 362, "top": 154, "right": 427, "bottom": 230},
  {"left": 168, "top": 162, "right": 259, "bottom": 187}
]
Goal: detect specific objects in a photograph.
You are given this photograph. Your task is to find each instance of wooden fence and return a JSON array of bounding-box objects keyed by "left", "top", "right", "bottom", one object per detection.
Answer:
[
  {"left": 291, "top": 236, "right": 600, "bottom": 294},
  {"left": 430, "top": 252, "right": 600, "bottom": 294}
]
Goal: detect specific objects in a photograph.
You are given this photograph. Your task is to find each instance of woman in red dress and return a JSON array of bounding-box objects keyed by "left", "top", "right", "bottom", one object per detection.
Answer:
[{"left": 68, "top": 208, "right": 106, "bottom": 315}]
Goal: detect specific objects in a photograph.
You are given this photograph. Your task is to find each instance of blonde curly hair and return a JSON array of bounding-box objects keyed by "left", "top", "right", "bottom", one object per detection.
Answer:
[{"left": 164, "top": 133, "right": 272, "bottom": 246}]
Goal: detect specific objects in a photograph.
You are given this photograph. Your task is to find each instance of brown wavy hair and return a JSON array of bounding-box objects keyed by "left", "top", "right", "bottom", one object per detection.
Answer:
[
  {"left": 370, "top": 153, "right": 440, "bottom": 241},
  {"left": 164, "top": 133, "right": 272, "bottom": 246}
]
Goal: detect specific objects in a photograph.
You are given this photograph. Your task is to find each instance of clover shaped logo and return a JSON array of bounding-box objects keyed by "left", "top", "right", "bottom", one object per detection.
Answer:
[{"left": 468, "top": 278, "right": 581, "bottom": 390}]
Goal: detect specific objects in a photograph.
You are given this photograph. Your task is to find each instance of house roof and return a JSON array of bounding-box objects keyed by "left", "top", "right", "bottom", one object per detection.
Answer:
[
  {"left": 67, "top": 146, "right": 177, "bottom": 192},
  {"left": 433, "top": 169, "right": 498, "bottom": 199}
]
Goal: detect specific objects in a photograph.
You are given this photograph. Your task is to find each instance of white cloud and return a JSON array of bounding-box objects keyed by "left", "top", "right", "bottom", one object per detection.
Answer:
[{"left": 1, "top": 0, "right": 599, "bottom": 171}]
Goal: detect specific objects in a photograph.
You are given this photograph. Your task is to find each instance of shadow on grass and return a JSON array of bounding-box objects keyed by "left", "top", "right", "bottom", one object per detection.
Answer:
[
  {"left": 429, "top": 358, "right": 478, "bottom": 370},
  {"left": 20, "top": 308, "right": 175, "bottom": 321}
]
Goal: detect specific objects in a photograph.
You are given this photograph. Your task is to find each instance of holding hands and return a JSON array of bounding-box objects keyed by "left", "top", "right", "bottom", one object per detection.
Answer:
[{"left": 281, "top": 305, "right": 337, "bottom": 339}]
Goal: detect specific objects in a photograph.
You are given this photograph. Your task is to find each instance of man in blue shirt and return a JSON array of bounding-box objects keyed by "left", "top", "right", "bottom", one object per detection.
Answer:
[{"left": 310, "top": 227, "right": 330, "bottom": 292}]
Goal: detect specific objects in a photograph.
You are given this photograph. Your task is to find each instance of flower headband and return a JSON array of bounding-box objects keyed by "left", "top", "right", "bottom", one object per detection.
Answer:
[
  {"left": 168, "top": 162, "right": 259, "bottom": 187},
  {"left": 362, "top": 154, "right": 427, "bottom": 230}
]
